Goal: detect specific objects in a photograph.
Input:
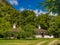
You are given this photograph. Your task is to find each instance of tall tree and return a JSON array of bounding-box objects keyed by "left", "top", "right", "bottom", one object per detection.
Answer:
[
  {"left": 36, "top": 14, "right": 51, "bottom": 30},
  {"left": 39, "top": 0, "right": 60, "bottom": 14},
  {"left": 0, "top": 0, "right": 22, "bottom": 30},
  {"left": 48, "top": 16, "right": 60, "bottom": 38},
  {"left": 21, "top": 10, "right": 36, "bottom": 27}
]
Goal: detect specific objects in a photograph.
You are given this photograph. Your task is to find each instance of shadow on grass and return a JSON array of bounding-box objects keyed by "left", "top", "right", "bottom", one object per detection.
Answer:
[{"left": 57, "top": 43, "right": 60, "bottom": 45}]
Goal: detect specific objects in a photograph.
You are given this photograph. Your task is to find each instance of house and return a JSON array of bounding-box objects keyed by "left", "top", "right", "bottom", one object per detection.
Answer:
[{"left": 35, "top": 25, "right": 54, "bottom": 38}]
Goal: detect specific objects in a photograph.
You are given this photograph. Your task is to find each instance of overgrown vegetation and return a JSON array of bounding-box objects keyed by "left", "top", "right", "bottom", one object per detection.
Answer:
[
  {"left": 0, "top": 38, "right": 59, "bottom": 45},
  {"left": 0, "top": 0, "right": 60, "bottom": 39},
  {"left": 0, "top": 38, "right": 53, "bottom": 45}
]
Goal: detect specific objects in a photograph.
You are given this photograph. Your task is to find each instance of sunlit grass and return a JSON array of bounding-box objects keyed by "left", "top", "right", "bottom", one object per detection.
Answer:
[
  {"left": 0, "top": 38, "right": 46, "bottom": 45},
  {"left": 0, "top": 38, "right": 59, "bottom": 45}
]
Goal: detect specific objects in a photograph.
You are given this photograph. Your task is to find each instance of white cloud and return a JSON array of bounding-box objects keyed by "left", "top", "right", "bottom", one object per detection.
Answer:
[
  {"left": 39, "top": 10, "right": 47, "bottom": 14},
  {"left": 34, "top": 9, "right": 47, "bottom": 16},
  {"left": 19, "top": 8, "right": 58, "bottom": 16},
  {"left": 19, "top": 8, "right": 25, "bottom": 11},
  {"left": 34, "top": 9, "right": 38, "bottom": 16},
  {"left": 19, "top": 7, "right": 32, "bottom": 11},
  {"left": 49, "top": 12, "right": 58, "bottom": 16},
  {"left": 9, "top": 0, "right": 18, "bottom": 5},
  {"left": 19, "top": 8, "right": 48, "bottom": 16}
]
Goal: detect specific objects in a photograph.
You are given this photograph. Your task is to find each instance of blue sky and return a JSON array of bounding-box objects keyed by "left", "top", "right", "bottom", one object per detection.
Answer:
[
  {"left": 7, "top": 0, "right": 44, "bottom": 11},
  {"left": 7, "top": 0, "right": 58, "bottom": 16},
  {"left": 7, "top": 0, "right": 48, "bottom": 15}
]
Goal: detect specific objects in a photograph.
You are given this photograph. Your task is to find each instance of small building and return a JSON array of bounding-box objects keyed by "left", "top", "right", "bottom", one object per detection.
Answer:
[
  {"left": 35, "top": 29, "right": 47, "bottom": 38},
  {"left": 35, "top": 25, "right": 54, "bottom": 38}
]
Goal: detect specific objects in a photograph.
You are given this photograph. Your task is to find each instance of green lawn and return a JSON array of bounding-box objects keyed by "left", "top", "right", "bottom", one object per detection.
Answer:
[
  {"left": 41, "top": 38, "right": 60, "bottom": 45},
  {"left": 41, "top": 38, "right": 55, "bottom": 45},
  {"left": 0, "top": 38, "right": 59, "bottom": 45}
]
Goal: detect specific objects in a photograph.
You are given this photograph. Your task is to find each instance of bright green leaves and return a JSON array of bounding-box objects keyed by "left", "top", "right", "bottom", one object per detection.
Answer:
[
  {"left": 39, "top": 0, "right": 60, "bottom": 14},
  {"left": 48, "top": 16, "right": 60, "bottom": 37}
]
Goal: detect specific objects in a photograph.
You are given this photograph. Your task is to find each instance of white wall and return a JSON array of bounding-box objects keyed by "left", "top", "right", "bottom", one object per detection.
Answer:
[
  {"left": 44, "top": 35, "right": 54, "bottom": 38},
  {"left": 35, "top": 35, "right": 54, "bottom": 38},
  {"left": 35, "top": 35, "right": 42, "bottom": 38}
]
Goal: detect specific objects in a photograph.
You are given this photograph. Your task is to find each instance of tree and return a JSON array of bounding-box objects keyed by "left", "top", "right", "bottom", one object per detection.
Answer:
[
  {"left": 36, "top": 14, "right": 51, "bottom": 30},
  {"left": 21, "top": 10, "right": 36, "bottom": 27},
  {"left": 0, "top": 0, "right": 22, "bottom": 28},
  {"left": 23, "top": 24, "right": 36, "bottom": 38},
  {"left": 0, "top": 0, "right": 21, "bottom": 39},
  {"left": 17, "top": 24, "right": 36, "bottom": 39},
  {"left": 39, "top": 0, "right": 60, "bottom": 14},
  {"left": 0, "top": 17, "right": 12, "bottom": 39},
  {"left": 0, "top": 18, "right": 11, "bottom": 31},
  {"left": 48, "top": 16, "right": 60, "bottom": 38},
  {"left": 6, "top": 9, "right": 22, "bottom": 27}
]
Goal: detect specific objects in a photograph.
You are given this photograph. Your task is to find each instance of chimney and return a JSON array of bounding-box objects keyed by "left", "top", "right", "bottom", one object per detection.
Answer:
[
  {"left": 38, "top": 25, "right": 41, "bottom": 29},
  {"left": 13, "top": 23, "right": 16, "bottom": 29}
]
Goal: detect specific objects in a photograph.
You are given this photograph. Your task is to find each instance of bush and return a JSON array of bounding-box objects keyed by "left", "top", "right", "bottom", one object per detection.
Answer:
[
  {"left": 0, "top": 24, "right": 36, "bottom": 39},
  {"left": 22, "top": 24, "right": 36, "bottom": 38}
]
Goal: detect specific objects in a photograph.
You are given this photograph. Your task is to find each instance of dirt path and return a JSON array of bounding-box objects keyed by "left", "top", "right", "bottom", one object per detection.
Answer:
[
  {"left": 36, "top": 41, "right": 46, "bottom": 45},
  {"left": 48, "top": 39, "right": 58, "bottom": 45}
]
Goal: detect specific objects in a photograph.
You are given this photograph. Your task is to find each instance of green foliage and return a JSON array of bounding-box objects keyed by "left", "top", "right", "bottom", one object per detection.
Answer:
[
  {"left": 23, "top": 24, "right": 36, "bottom": 37},
  {"left": 0, "top": 0, "right": 60, "bottom": 39},
  {"left": 17, "top": 24, "right": 36, "bottom": 39},
  {"left": 36, "top": 14, "right": 60, "bottom": 38},
  {"left": 39, "top": 0, "right": 60, "bottom": 14},
  {"left": 0, "top": 18, "right": 12, "bottom": 32},
  {"left": 0, "top": 2, "right": 37, "bottom": 39},
  {"left": 21, "top": 10, "right": 36, "bottom": 27},
  {"left": 48, "top": 16, "right": 60, "bottom": 38},
  {"left": 36, "top": 14, "right": 51, "bottom": 30}
]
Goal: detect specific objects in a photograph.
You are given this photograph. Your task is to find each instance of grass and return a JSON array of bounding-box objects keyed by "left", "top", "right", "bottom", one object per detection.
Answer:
[
  {"left": 0, "top": 38, "right": 46, "bottom": 45},
  {"left": 54, "top": 39, "right": 60, "bottom": 45},
  {"left": 41, "top": 38, "right": 55, "bottom": 45},
  {"left": 0, "top": 38, "right": 59, "bottom": 45},
  {"left": 41, "top": 38, "right": 60, "bottom": 45}
]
